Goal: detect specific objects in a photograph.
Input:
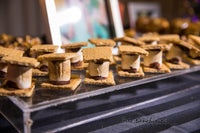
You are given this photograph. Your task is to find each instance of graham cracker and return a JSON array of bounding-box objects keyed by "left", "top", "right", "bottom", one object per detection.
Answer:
[
  {"left": 38, "top": 53, "right": 76, "bottom": 61},
  {"left": 188, "top": 35, "right": 200, "bottom": 45},
  {"left": 88, "top": 39, "right": 116, "bottom": 47},
  {"left": 171, "top": 40, "right": 193, "bottom": 49},
  {"left": 159, "top": 34, "right": 180, "bottom": 42},
  {"left": 121, "top": 42, "right": 133, "bottom": 46},
  {"left": 61, "top": 42, "right": 89, "bottom": 49},
  {"left": 114, "top": 36, "right": 145, "bottom": 46},
  {"left": 142, "top": 32, "right": 159, "bottom": 37},
  {"left": 41, "top": 75, "right": 81, "bottom": 90},
  {"left": 164, "top": 61, "right": 190, "bottom": 69},
  {"left": 84, "top": 71, "right": 115, "bottom": 85},
  {"left": 113, "top": 55, "right": 121, "bottom": 62},
  {"left": 124, "top": 29, "right": 136, "bottom": 37},
  {"left": 110, "top": 58, "right": 116, "bottom": 66},
  {"left": 118, "top": 45, "right": 148, "bottom": 55},
  {"left": 143, "top": 64, "right": 171, "bottom": 73},
  {"left": 142, "top": 44, "right": 169, "bottom": 51},
  {"left": 0, "top": 79, "right": 36, "bottom": 97},
  {"left": 71, "top": 62, "right": 88, "bottom": 70},
  {"left": 137, "top": 36, "right": 160, "bottom": 42},
  {"left": 1, "top": 56, "right": 39, "bottom": 67},
  {"left": 32, "top": 68, "right": 48, "bottom": 76},
  {"left": 0, "top": 47, "right": 24, "bottom": 57},
  {"left": 190, "top": 45, "right": 200, "bottom": 53},
  {"left": 183, "top": 56, "right": 200, "bottom": 65},
  {"left": 117, "top": 66, "right": 144, "bottom": 77},
  {"left": 30, "top": 45, "right": 58, "bottom": 52},
  {"left": 82, "top": 47, "right": 112, "bottom": 62}
]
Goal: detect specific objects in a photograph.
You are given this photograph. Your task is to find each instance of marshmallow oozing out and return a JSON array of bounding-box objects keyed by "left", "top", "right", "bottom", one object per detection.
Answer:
[
  {"left": 144, "top": 50, "right": 162, "bottom": 67},
  {"left": 121, "top": 54, "right": 140, "bottom": 71}
]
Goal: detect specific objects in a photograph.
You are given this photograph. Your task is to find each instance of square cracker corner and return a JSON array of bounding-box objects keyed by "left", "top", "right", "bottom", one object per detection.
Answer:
[
  {"left": 0, "top": 79, "right": 36, "bottom": 97},
  {"left": 41, "top": 76, "right": 81, "bottom": 90},
  {"left": 117, "top": 66, "right": 144, "bottom": 77},
  {"left": 84, "top": 71, "right": 115, "bottom": 85},
  {"left": 164, "top": 61, "right": 190, "bottom": 69},
  {"left": 183, "top": 56, "right": 200, "bottom": 65},
  {"left": 143, "top": 64, "right": 171, "bottom": 73}
]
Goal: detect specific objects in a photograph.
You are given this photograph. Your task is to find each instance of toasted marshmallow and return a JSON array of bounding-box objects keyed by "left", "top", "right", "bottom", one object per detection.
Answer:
[
  {"left": 7, "top": 64, "right": 32, "bottom": 89},
  {"left": 88, "top": 61, "right": 109, "bottom": 77},
  {"left": 166, "top": 45, "right": 183, "bottom": 60},
  {"left": 65, "top": 48, "right": 83, "bottom": 63},
  {"left": 48, "top": 60, "right": 71, "bottom": 81},
  {"left": 151, "top": 41, "right": 158, "bottom": 45},
  {"left": 71, "top": 52, "right": 82, "bottom": 63},
  {"left": 144, "top": 50, "right": 162, "bottom": 66},
  {"left": 121, "top": 54, "right": 140, "bottom": 71}
]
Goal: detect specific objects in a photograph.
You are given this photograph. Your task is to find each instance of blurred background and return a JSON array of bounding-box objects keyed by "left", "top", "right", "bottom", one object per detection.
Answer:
[
  {"left": 0, "top": 0, "right": 44, "bottom": 37},
  {"left": 0, "top": 0, "right": 200, "bottom": 38}
]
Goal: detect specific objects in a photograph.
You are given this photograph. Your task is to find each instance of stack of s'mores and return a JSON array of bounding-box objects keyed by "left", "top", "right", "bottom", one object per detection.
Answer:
[
  {"left": 114, "top": 36, "right": 171, "bottom": 75},
  {"left": 1, "top": 33, "right": 200, "bottom": 98}
]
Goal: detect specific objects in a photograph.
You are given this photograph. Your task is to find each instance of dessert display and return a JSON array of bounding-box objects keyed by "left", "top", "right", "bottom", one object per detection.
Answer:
[
  {"left": 171, "top": 18, "right": 200, "bottom": 35},
  {"left": 136, "top": 16, "right": 170, "bottom": 33},
  {"left": 183, "top": 35, "right": 200, "bottom": 64},
  {"left": 136, "top": 17, "right": 200, "bottom": 35},
  {"left": 0, "top": 34, "right": 200, "bottom": 98},
  {"left": 38, "top": 53, "right": 81, "bottom": 90},
  {"left": 0, "top": 34, "right": 42, "bottom": 56},
  {"left": 142, "top": 44, "right": 171, "bottom": 73},
  {"left": 165, "top": 40, "right": 192, "bottom": 69},
  {"left": 0, "top": 47, "right": 24, "bottom": 79},
  {"left": 124, "top": 29, "right": 136, "bottom": 38},
  {"left": 88, "top": 38, "right": 116, "bottom": 65},
  {"left": 30, "top": 45, "right": 58, "bottom": 76},
  {"left": 0, "top": 56, "right": 39, "bottom": 97},
  {"left": 149, "top": 18, "right": 170, "bottom": 33},
  {"left": 82, "top": 47, "right": 115, "bottom": 85},
  {"left": 135, "top": 16, "right": 151, "bottom": 33},
  {"left": 117, "top": 45, "right": 148, "bottom": 77},
  {"left": 61, "top": 42, "right": 89, "bottom": 70}
]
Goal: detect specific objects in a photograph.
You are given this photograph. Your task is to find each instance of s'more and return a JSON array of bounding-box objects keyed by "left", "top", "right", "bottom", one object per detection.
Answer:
[
  {"left": 0, "top": 56, "right": 39, "bottom": 97},
  {"left": 61, "top": 42, "right": 89, "bottom": 70},
  {"left": 38, "top": 53, "right": 81, "bottom": 90},
  {"left": 142, "top": 44, "right": 171, "bottom": 73},
  {"left": 117, "top": 45, "right": 148, "bottom": 77},
  {"left": 82, "top": 47, "right": 115, "bottom": 85}
]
